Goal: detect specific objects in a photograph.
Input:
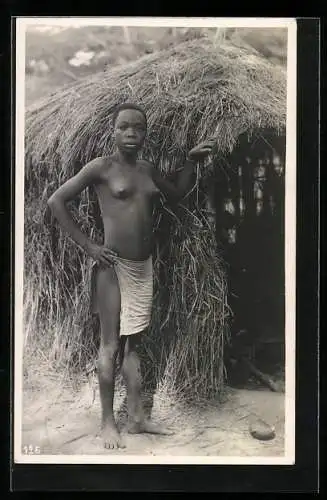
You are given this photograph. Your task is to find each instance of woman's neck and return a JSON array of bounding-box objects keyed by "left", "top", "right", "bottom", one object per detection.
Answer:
[{"left": 115, "top": 148, "right": 138, "bottom": 165}]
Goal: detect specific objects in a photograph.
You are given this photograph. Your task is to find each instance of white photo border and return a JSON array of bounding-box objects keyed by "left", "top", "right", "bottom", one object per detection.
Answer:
[{"left": 14, "top": 16, "right": 297, "bottom": 465}]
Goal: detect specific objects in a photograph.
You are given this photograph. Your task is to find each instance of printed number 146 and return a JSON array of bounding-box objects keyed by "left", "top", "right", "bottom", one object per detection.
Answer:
[{"left": 23, "top": 445, "right": 40, "bottom": 454}]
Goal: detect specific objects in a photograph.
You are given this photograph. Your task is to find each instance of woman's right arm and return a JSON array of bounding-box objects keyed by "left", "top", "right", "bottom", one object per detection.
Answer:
[{"left": 47, "top": 158, "right": 102, "bottom": 257}]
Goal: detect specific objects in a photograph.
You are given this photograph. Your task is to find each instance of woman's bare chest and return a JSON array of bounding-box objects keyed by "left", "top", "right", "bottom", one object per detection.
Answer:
[{"left": 100, "top": 164, "right": 159, "bottom": 201}]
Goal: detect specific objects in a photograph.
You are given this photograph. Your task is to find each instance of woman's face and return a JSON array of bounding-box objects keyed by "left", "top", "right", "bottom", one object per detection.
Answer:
[{"left": 114, "top": 109, "right": 147, "bottom": 154}]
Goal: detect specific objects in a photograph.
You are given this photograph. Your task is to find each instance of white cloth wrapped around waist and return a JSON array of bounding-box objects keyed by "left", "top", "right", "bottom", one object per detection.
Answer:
[
  {"left": 114, "top": 255, "right": 153, "bottom": 336},
  {"left": 91, "top": 255, "right": 153, "bottom": 336}
]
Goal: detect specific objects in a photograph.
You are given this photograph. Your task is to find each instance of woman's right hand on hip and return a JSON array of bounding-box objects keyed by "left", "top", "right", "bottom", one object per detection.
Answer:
[{"left": 88, "top": 244, "right": 118, "bottom": 267}]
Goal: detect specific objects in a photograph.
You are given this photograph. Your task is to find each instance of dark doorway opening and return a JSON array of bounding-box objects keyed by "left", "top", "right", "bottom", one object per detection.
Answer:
[{"left": 213, "top": 131, "right": 286, "bottom": 388}]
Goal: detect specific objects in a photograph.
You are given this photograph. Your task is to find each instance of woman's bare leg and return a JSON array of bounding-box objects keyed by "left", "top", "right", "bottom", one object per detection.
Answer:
[
  {"left": 95, "top": 265, "right": 125, "bottom": 449},
  {"left": 121, "top": 334, "right": 174, "bottom": 435}
]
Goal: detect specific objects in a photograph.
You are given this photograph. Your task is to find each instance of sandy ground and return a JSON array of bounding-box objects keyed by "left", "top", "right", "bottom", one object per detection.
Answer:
[{"left": 21, "top": 374, "right": 285, "bottom": 458}]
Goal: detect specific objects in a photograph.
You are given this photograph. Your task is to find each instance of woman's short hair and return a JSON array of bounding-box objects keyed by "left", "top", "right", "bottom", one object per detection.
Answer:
[{"left": 112, "top": 102, "right": 147, "bottom": 128}]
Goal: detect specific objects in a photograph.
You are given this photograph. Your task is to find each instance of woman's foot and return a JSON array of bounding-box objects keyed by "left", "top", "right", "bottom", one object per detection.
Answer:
[
  {"left": 127, "top": 418, "right": 174, "bottom": 435},
  {"left": 101, "top": 422, "right": 126, "bottom": 449}
]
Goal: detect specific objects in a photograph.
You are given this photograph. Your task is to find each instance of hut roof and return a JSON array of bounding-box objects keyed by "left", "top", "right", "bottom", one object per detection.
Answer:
[{"left": 25, "top": 38, "right": 286, "bottom": 175}]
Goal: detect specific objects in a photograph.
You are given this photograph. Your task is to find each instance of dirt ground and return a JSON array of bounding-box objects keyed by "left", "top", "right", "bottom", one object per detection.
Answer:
[{"left": 21, "top": 374, "right": 285, "bottom": 458}]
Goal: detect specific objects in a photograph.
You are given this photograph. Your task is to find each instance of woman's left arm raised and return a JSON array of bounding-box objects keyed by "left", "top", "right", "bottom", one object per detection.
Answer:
[{"left": 143, "top": 139, "right": 215, "bottom": 204}]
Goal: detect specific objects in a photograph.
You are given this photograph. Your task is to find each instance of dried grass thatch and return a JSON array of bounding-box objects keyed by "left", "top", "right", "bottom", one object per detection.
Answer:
[
  {"left": 25, "top": 38, "right": 286, "bottom": 177},
  {"left": 24, "top": 38, "right": 286, "bottom": 400}
]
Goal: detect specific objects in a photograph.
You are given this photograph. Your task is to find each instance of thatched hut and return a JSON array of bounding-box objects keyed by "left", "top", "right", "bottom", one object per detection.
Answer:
[{"left": 24, "top": 38, "right": 286, "bottom": 399}]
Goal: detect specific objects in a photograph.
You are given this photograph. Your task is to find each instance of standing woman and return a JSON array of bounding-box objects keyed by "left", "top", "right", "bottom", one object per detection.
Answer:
[{"left": 48, "top": 103, "right": 214, "bottom": 449}]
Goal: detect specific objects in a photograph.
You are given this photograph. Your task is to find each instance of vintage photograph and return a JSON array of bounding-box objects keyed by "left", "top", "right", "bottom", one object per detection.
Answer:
[{"left": 14, "top": 17, "right": 296, "bottom": 464}]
